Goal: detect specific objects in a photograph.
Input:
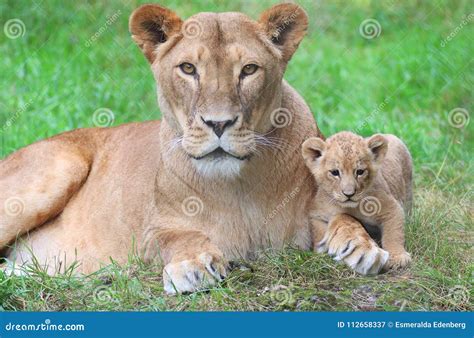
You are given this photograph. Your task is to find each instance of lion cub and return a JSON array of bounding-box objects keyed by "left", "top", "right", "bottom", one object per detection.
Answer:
[{"left": 302, "top": 131, "right": 413, "bottom": 270}]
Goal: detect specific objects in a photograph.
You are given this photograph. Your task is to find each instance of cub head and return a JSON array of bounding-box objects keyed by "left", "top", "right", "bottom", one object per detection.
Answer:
[
  {"left": 129, "top": 3, "right": 308, "bottom": 177},
  {"left": 302, "top": 132, "right": 388, "bottom": 207}
]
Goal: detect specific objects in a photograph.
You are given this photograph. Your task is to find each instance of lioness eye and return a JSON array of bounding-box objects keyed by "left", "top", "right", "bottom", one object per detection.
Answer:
[
  {"left": 356, "top": 169, "right": 365, "bottom": 176},
  {"left": 179, "top": 63, "right": 196, "bottom": 75},
  {"left": 241, "top": 64, "right": 258, "bottom": 76},
  {"left": 330, "top": 170, "right": 340, "bottom": 177}
]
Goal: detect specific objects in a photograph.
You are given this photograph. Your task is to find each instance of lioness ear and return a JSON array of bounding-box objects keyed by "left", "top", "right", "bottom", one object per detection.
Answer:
[
  {"left": 129, "top": 4, "right": 183, "bottom": 63},
  {"left": 259, "top": 3, "right": 308, "bottom": 62},
  {"left": 302, "top": 137, "right": 326, "bottom": 167},
  {"left": 367, "top": 134, "right": 388, "bottom": 163}
]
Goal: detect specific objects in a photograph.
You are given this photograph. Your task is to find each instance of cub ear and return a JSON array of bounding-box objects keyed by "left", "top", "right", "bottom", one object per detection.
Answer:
[
  {"left": 302, "top": 137, "right": 326, "bottom": 167},
  {"left": 366, "top": 134, "right": 388, "bottom": 163},
  {"left": 129, "top": 4, "right": 183, "bottom": 63},
  {"left": 259, "top": 3, "right": 308, "bottom": 62}
]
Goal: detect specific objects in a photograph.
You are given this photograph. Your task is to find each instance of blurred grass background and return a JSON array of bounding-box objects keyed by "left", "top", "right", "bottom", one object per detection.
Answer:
[{"left": 0, "top": 0, "right": 472, "bottom": 311}]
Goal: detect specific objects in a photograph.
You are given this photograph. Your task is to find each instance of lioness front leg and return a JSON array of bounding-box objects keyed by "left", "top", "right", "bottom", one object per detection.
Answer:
[
  {"left": 310, "top": 218, "right": 327, "bottom": 247},
  {"left": 153, "top": 228, "right": 228, "bottom": 294},
  {"left": 0, "top": 131, "right": 94, "bottom": 248},
  {"left": 379, "top": 202, "right": 411, "bottom": 270},
  {"left": 317, "top": 214, "right": 389, "bottom": 275}
]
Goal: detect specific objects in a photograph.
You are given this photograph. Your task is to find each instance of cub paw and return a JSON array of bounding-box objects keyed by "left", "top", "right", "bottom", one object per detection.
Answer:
[
  {"left": 318, "top": 233, "right": 389, "bottom": 275},
  {"left": 316, "top": 214, "right": 389, "bottom": 275},
  {"left": 163, "top": 252, "right": 228, "bottom": 295},
  {"left": 384, "top": 251, "right": 411, "bottom": 270},
  {"left": 344, "top": 243, "right": 389, "bottom": 276}
]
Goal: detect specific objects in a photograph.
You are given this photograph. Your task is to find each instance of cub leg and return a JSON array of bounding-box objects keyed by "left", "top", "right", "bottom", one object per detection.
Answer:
[
  {"left": 379, "top": 202, "right": 411, "bottom": 269},
  {"left": 0, "top": 131, "right": 94, "bottom": 248}
]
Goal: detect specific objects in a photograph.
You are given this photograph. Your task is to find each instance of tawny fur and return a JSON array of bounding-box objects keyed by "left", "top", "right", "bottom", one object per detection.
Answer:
[
  {"left": 302, "top": 131, "right": 413, "bottom": 271},
  {"left": 0, "top": 4, "right": 384, "bottom": 293}
]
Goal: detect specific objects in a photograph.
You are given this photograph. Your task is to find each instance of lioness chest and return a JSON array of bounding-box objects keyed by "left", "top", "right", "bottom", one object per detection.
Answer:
[
  {"left": 188, "top": 186, "right": 312, "bottom": 260},
  {"left": 154, "top": 155, "right": 314, "bottom": 260}
]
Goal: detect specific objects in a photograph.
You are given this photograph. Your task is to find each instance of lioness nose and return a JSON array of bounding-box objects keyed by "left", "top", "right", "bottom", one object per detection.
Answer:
[{"left": 201, "top": 116, "right": 238, "bottom": 137}]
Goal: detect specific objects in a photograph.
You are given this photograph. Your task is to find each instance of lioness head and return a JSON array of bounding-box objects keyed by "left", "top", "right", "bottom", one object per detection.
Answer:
[
  {"left": 302, "top": 132, "right": 388, "bottom": 206},
  {"left": 129, "top": 3, "right": 308, "bottom": 176}
]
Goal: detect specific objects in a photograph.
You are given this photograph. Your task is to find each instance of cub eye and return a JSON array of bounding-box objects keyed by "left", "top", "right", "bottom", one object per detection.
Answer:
[
  {"left": 330, "top": 170, "right": 340, "bottom": 177},
  {"left": 356, "top": 169, "right": 365, "bottom": 176},
  {"left": 179, "top": 63, "right": 196, "bottom": 75},
  {"left": 241, "top": 64, "right": 258, "bottom": 76}
]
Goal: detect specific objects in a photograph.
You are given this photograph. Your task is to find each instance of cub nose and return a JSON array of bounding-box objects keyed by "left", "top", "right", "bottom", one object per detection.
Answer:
[
  {"left": 201, "top": 116, "right": 238, "bottom": 138},
  {"left": 343, "top": 191, "right": 355, "bottom": 198}
]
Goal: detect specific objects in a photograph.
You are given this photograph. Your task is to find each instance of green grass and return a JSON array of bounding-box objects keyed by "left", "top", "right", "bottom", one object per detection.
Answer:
[{"left": 0, "top": 0, "right": 472, "bottom": 311}]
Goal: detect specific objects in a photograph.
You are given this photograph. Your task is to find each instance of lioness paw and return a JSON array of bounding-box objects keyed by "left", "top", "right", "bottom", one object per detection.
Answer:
[
  {"left": 384, "top": 251, "right": 411, "bottom": 270},
  {"left": 163, "top": 252, "right": 227, "bottom": 294}
]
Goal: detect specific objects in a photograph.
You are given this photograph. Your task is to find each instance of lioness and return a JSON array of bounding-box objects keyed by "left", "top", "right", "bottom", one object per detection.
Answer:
[
  {"left": 302, "top": 132, "right": 413, "bottom": 273},
  {"left": 1, "top": 3, "right": 387, "bottom": 293}
]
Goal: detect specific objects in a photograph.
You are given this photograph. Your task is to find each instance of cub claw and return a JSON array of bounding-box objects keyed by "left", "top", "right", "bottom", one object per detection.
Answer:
[{"left": 316, "top": 215, "right": 389, "bottom": 275}]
